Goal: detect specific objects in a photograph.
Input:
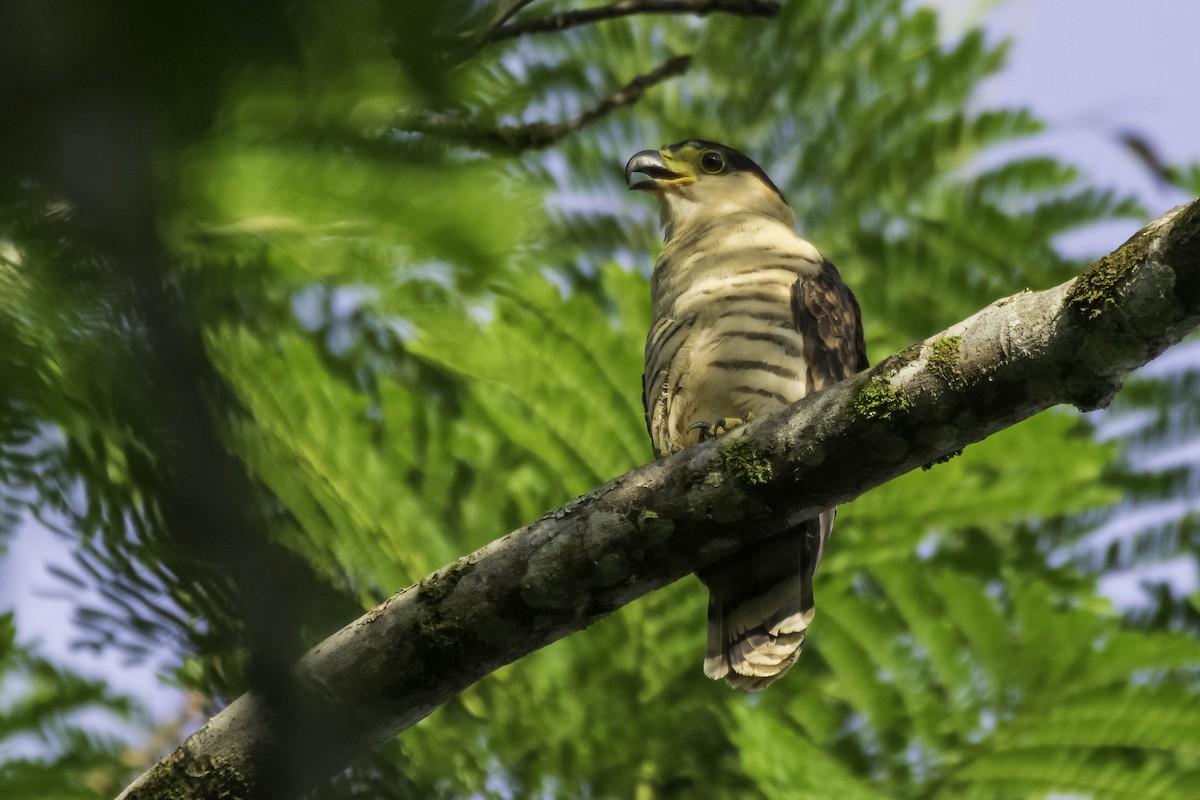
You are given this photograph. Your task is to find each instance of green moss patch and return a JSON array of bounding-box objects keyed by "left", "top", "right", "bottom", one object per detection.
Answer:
[
  {"left": 928, "top": 336, "right": 965, "bottom": 389},
  {"left": 719, "top": 438, "right": 773, "bottom": 486},
  {"left": 130, "top": 752, "right": 248, "bottom": 800},
  {"left": 418, "top": 557, "right": 476, "bottom": 605},
  {"left": 850, "top": 374, "right": 908, "bottom": 420},
  {"left": 921, "top": 449, "right": 963, "bottom": 470},
  {"left": 1067, "top": 244, "right": 1143, "bottom": 320}
]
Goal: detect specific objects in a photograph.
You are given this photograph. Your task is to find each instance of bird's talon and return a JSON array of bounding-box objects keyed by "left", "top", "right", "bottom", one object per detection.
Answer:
[{"left": 690, "top": 413, "right": 755, "bottom": 441}]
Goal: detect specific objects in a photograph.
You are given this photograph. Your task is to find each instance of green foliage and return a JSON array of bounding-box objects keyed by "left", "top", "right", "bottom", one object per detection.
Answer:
[
  {"left": 0, "top": 0, "right": 1196, "bottom": 798},
  {"left": 0, "top": 614, "right": 139, "bottom": 799},
  {"left": 402, "top": 266, "right": 651, "bottom": 495}
]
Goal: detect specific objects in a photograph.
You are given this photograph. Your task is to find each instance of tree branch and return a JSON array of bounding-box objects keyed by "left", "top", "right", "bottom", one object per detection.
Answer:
[
  {"left": 394, "top": 54, "right": 691, "bottom": 154},
  {"left": 118, "top": 200, "right": 1200, "bottom": 799},
  {"left": 487, "top": 0, "right": 781, "bottom": 42}
]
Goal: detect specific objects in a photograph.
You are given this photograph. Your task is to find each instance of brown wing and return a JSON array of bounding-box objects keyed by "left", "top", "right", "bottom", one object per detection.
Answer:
[{"left": 791, "top": 259, "right": 867, "bottom": 393}]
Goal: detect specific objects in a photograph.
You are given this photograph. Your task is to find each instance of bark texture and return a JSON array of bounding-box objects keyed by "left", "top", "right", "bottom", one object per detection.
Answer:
[{"left": 119, "top": 200, "right": 1200, "bottom": 799}]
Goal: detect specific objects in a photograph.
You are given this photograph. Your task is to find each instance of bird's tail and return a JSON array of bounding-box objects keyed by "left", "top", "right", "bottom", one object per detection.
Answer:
[{"left": 699, "top": 510, "right": 833, "bottom": 690}]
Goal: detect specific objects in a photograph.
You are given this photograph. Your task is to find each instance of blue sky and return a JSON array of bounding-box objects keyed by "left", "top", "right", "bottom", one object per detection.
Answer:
[
  {"left": 941, "top": 0, "right": 1198, "bottom": 226},
  {"left": 2, "top": 0, "right": 1199, "bottom": 738},
  {"left": 945, "top": 0, "right": 1200, "bottom": 609}
]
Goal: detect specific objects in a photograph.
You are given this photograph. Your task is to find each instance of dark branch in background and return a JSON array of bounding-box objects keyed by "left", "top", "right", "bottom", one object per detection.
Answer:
[
  {"left": 48, "top": 109, "right": 330, "bottom": 800},
  {"left": 1117, "top": 129, "right": 1183, "bottom": 188},
  {"left": 488, "top": 0, "right": 781, "bottom": 41},
  {"left": 394, "top": 54, "right": 692, "bottom": 154},
  {"left": 444, "top": 1, "right": 779, "bottom": 151},
  {"left": 468, "top": 0, "right": 541, "bottom": 45},
  {"left": 119, "top": 201, "right": 1200, "bottom": 799},
  {"left": 0, "top": 2, "right": 358, "bottom": 795}
]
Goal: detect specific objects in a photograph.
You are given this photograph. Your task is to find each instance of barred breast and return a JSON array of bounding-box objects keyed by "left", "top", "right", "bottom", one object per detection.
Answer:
[{"left": 643, "top": 212, "right": 823, "bottom": 457}]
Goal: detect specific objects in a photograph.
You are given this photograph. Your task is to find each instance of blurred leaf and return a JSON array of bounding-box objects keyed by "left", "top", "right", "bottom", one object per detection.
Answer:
[{"left": 0, "top": 617, "right": 140, "bottom": 799}]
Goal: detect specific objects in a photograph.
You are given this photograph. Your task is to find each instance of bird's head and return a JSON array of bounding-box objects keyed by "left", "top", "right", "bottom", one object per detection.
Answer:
[{"left": 624, "top": 140, "right": 793, "bottom": 234}]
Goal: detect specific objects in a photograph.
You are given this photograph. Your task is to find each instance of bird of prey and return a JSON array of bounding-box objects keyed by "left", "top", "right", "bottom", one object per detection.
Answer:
[{"left": 625, "top": 140, "right": 867, "bottom": 690}]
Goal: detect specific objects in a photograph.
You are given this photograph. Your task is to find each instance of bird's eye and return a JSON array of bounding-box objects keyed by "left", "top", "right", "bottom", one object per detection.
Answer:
[{"left": 700, "top": 151, "right": 725, "bottom": 173}]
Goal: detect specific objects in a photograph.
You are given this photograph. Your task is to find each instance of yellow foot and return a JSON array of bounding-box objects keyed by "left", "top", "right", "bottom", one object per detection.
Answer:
[{"left": 689, "top": 412, "right": 756, "bottom": 441}]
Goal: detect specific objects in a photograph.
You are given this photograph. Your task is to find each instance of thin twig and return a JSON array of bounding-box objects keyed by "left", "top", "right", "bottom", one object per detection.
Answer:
[
  {"left": 394, "top": 54, "right": 692, "bottom": 154},
  {"left": 489, "top": 0, "right": 780, "bottom": 41},
  {"left": 468, "top": 0, "right": 542, "bottom": 46}
]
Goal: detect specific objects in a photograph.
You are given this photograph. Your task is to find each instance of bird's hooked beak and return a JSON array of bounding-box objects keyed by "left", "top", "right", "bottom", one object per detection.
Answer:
[{"left": 625, "top": 149, "right": 696, "bottom": 192}]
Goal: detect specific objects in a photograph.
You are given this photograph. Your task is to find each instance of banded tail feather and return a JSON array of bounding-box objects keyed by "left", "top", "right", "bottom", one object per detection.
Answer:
[{"left": 699, "top": 511, "right": 832, "bottom": 690}]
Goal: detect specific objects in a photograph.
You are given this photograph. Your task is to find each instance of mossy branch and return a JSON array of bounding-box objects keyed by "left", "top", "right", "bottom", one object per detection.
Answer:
[{"left": 119, "top": 200, "right": 1200, "bottom": 799}]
